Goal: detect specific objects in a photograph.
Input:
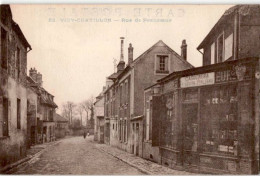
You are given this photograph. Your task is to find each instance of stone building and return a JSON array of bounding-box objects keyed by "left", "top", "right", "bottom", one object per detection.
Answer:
[
  {"left": 26, "top": 77, "right": 38, "bottom": 148},
  {"left": 27, "top": 68, "right": 58, "bottom": 144},
  {"left": 94, "top": 89, "right": 105, "bottom": 143},
  {"left": 54, "top": 113, "right": 69, "bottom": 139},
  {"left": 103, "top": 37, "right": 193, "bottom": 158},
  {"left": 0, "top": 5, "right": 32, "bottom": 168},
  {"left": 145, "top": 5, "right": 260, "bottom": 174}
]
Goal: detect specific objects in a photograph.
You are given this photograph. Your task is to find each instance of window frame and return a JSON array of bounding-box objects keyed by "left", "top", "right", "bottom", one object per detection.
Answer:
[
  {"left": 155, "top": 54, "right": 170, "bottom": 75},
  {"left": 216, "top": 32, "right": 224, "bottom": 63}
]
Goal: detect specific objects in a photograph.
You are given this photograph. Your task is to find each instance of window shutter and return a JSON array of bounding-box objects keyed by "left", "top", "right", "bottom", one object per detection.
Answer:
[
  {"left": 152, "top": 96, "right": 162, "bottom": 146},
  {"left": 156, "top": 56, "right": 160, "bottom": 71},
  {"left": 165, "top": 56, "right": 169, "bottom": 71}
]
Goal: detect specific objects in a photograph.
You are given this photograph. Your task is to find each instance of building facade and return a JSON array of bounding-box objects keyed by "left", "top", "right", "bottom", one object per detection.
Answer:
[
  {"left": 94, "top": 91, "right": 105, "bottom": 143},
  {"left": 0, "top": 5, "right": 32, "bottom": 168},
  {"left": 145, "top": 5, "right": 260, "bottom": 174},
  {"left": 104, "top": 38, "right": 193, "bottom": 160},
  {"left": 54, "top": 113, "right": 69, "bottom": 139},
  {"left": 27, "top": 68, "right": 58, "bottom": 144}
]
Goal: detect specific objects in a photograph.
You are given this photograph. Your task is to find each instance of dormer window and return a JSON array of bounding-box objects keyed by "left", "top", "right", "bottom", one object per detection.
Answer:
[{"left": 155, "top": 55, "right": 169, "bottom": 74}]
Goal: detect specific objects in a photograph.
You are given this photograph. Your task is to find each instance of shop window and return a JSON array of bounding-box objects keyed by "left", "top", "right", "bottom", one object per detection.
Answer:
[
  {"left": 155, "top": 55, "right": 169, "bottom": 74},
  {"left": 1, "top": 28, "right": 8, "bottom": 69},
  {"left": 3, "top": 98, "right": 9, "bottom": 136},
  {"left": 201, "top": 85, "right": 239, "bottom": 155},
  {"left": 17, "top": 98, "right": 21, "bottom": 129},
  {"left": 217, "top": 33, "right": 224, "bottom": 63}
]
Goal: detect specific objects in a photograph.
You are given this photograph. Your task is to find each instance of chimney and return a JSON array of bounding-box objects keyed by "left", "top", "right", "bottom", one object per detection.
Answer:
[
  {"left": 36, "top": 72, "right": 43, "bottom": 86},
  {"left": 117, "top": 37, "right": 125, "bottom": 72},
  {"left": 128, "top": 43, "right": 133, "bottom": 65},
  {"left": 29, "top": 67, "right": 37, "bottom": 82},
  {"left": 181, "top": 39, "right": 187, "bottom": 61}
]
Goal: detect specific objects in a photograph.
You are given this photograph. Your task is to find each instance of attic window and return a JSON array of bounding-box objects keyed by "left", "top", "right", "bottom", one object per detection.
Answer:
[{"left": 155, "top": 55, "right": 169, "bottom": 74}]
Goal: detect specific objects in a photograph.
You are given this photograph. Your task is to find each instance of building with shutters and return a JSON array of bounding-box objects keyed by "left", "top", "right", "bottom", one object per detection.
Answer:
[
  {"left": 103, "top": 37, "right": 193, "bottom": 158},
  {"left": 145, "top": 5, "right": 260, "bottom": 174},
  {"left": 0, "top": 5, "right": 32, "bottom": 169}
]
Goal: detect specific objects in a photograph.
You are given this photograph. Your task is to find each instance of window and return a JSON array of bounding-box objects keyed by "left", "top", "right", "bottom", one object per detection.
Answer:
[
  {"left": 120, "top": 85, "right": 123, "bottom": 105},
  {"left": 217, "top": 34, "right": 224, "bottom": 63},
  {"left": 145, "top": 98, "right": 151, "bottom": 141},
  {"left": 210, "top": 43, "right": 215, "bottom": 64},
  {"left": 1, "top": 28, "right": 8, "bottom": 69},
  {"left": 3, "top": 98, "right": 9, "bottom": 136},
  {"left": 124, "top": 120, "right": 127, "bottom": 142},
  {"left": 17, "top": 98, "right": 21, "bottom": 129},
  {"left": 201, "top": 85, "right": 239, "bottom": 155},
  {"left": 156, "top": 55, "right": 169, "bottom": 74},
  {"left": 159, "top": 57, "right": 165, "bottom": 71},
  {"left": 224, "top": 33, "right": 233, "bottom": 61},
  {"left": 16, "top": 47, "right": 21, "bottom": 79}
]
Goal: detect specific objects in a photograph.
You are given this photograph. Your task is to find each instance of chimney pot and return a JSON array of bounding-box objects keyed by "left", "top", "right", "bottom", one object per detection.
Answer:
[
  {"left": 128, "top": 43, "right": 134, "bottom": 65},
  {"left": 29, "top": 67, "right": 37, "bottom": 82},
  {"left": 117, "top": 37, "right": 125, "bottom": 72},
  {"left": 181, "top": 39, "right": 187, "bottom": 61}
]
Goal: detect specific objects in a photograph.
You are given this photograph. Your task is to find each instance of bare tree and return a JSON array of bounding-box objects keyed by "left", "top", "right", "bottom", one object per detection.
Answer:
[
  {"left": 61, "top": 101, "right": 76, "bottom": 125},
  {"left": 81, "top": 96, "right": 95, "bottom": 126},
  {"left": 76, "top": 104, "right": 84, "bottom": 126}
]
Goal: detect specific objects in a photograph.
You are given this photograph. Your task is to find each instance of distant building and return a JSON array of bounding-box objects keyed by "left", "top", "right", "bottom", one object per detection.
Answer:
[
  {"left": 94, "top": 89, "right": 105, "bottom": 143},
  {"left": 54, "top": 113, "right": 69, "bottom": 139},
  {"left": 103, "top": 37, "right": 193, "bottom": 159},
  {"left": 27, "top": 68, "right": 58, "bottom": 144},
  {"left": 0, "top": 5, "right": 32, "bottom": 168}
]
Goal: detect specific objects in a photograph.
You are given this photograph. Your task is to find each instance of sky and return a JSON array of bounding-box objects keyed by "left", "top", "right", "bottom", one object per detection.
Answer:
[{"left": 10, "top": 4, "right": 233, "bottom": 113}]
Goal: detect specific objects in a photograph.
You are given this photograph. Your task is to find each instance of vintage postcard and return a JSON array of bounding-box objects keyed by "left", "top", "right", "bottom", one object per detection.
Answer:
[{"left": 0, "top": 3, "right": 259, "bottom": 175}]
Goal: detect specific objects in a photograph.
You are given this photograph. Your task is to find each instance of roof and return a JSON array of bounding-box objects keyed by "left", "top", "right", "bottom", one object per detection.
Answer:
[
  {"left": 132, "top": 40, "right": 193, "bottom": 68},
  {"left": 107, "top": 71, "right": 122, "bottom": 80},
  {"left": 27, "top": 76, "right": 58, "bottom": 108},
  {"left": 12, "top": 20, "right": 32, "bottom": 50},
  {"left": 104, "top": 40, "right": 194, "bottom": 94},
  {"left": 54, "top": 113, "right": 68, "bottom": 122},
  {"left": 197, "top": 5, "right": 260, "bottom": 50}
]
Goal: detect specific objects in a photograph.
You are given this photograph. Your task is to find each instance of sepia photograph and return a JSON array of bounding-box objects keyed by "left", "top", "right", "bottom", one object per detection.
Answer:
[{"left": 0, "top": 2, "right": 259, "bottom": 175}]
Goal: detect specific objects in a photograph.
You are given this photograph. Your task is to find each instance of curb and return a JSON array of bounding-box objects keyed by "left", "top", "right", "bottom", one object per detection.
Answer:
[
  {"left": 94, "top": 145, "right": 153, "bottom": 175},
  {"left": 0, "top": 140, "right": 61, "bottom": 174}
]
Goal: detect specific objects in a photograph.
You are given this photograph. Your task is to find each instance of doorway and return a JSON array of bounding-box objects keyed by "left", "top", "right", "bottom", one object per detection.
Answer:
[{"left": 182, "top": 103, "right": 199, "bottom": 166}]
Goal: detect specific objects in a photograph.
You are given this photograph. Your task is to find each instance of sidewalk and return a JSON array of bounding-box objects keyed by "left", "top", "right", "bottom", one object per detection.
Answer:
[
  {"left": 92, "top": 141, "right": 194, "bottom": 175},
  {"left": 0, "top": 140, "right": 61, "bottom": 174}
]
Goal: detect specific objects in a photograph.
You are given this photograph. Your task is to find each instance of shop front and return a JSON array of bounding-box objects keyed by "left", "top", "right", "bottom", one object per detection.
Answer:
[
  {"left": 154, "top": 58, "right": 259, "bottom": 174},
  {"left": 179, "top": 59, "right": 259, "bottom": 174}
]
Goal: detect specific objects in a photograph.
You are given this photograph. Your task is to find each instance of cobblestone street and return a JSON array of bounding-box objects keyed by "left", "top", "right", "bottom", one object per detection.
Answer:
[{"left": 8, "top": 136, "right": 144, "bottom": 175}]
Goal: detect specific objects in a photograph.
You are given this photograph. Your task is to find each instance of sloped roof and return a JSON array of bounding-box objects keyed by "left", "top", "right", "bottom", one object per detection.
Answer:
[
  {"left": 27, "top": 76, "right": 58, "bottom": 108},
  {"left": 197, "top": 5, "right": 260, "bottom": 50},
  {"left": 54, "top": 113, "right": 68, "bottom": 122},
  {"left": 132, "top": 40, "right": 193, "bottom": 68},
  {"left": 107, "top": 71, "right": 122, "bottom": 80},
  {"left": 12, "top": 20, "right": 32, "bottom": 50}
]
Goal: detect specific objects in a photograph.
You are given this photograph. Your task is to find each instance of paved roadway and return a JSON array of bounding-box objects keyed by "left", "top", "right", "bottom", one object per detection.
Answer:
[{"left": 10, "top": 136, "right": 144, "bottom": 175}]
